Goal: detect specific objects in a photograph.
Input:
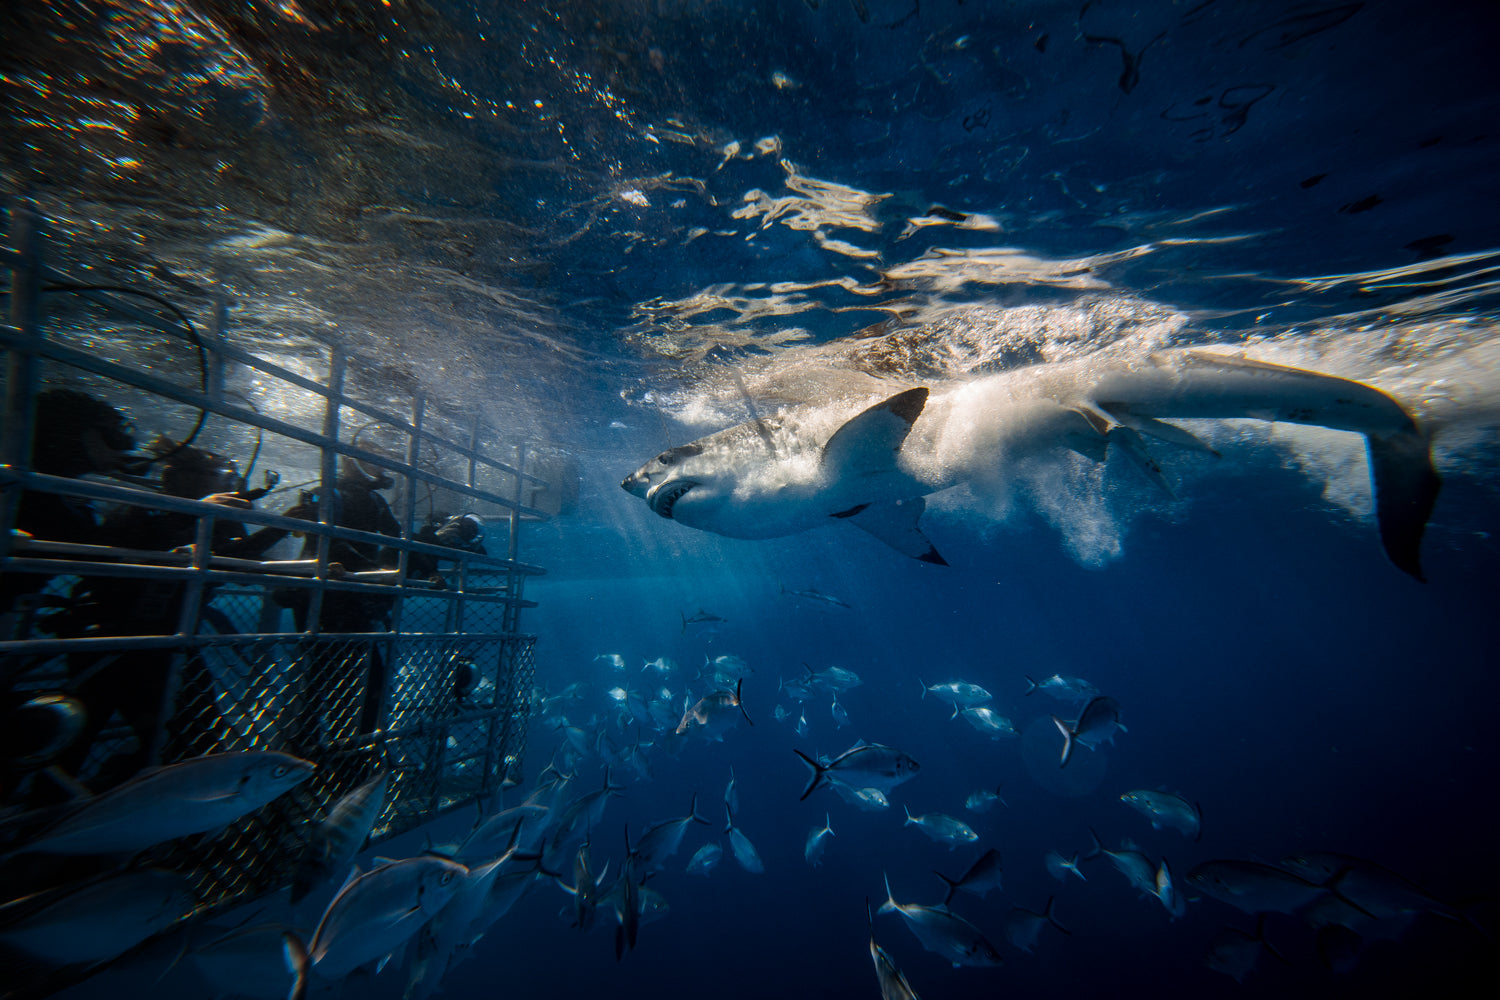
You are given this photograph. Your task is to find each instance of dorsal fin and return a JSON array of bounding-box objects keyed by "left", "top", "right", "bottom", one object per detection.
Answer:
[{"left": 821, "top": 388, "right": 928, "bottom": 476}]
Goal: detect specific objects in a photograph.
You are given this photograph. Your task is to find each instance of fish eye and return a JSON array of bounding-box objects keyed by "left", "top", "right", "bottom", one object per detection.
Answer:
[
  {"left": 441, "top": 871, "right": 456, "bottom": 885},
  {"left": 272, "top": 764, "right": 289, "bottom": 778}
]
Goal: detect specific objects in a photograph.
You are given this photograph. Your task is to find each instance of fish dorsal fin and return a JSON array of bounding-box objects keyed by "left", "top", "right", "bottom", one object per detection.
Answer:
[
  {"left": 821, "top": 388, "right": 928, "bottom": 476},
  {"left": 842, "top": 497, "right": 948, "bottom": 565}
]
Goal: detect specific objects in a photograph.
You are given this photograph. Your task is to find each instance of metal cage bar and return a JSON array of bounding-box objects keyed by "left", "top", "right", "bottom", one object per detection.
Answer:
[{"left": 0, "top": 203, "right": 544, "bottom": 941}]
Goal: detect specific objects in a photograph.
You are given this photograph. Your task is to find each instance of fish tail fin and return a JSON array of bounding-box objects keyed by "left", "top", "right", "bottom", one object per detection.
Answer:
[
  {"left": 1070, "top": 853, "right": 1088, "bottom": 881},
  {"left": 932, "top": 870, "right": 959, "bottom": 906},
  {"left": 689, "top": 792, "right": 711, "bottom": 826},
  {"left": 919, "top": 677, "right": 926, "bottom": 700},
  {"left": 282, "top": 931, "right": 310, "bottom": 1000},
  {"left": 736, "top": 679, "right": 754, "bottom": 727},
  {"left": 826, "top": 813, "right": 834, "bottom": 837},
  {"left": 1045, "top": 896, "right": 1072, "bottom": 935},
  {"left": 902, "top": 804, "right": 913, "bottom": 825},
  {"left": 1052, "top": 715, "right": 1075, "bottom": 768},
  {"left": 949, "top": 703, "right": 959, "bottom": 720},
  {"left": 1084, "top": 827, "right": 1103, "bottom": 861},
  {"left": 1367, "top": 425, "right": 1441, "bottom": 581},
  {"left": 723, "top": 802, "right": 735, "bottom": 836},
  {"left": 1024, "top": 675, "right": 1038, "bottom": 695},
  {"left": 994, "top": 783, "right": 1007, "bottom": 807},
  {"left": 793, "top": 749, "right": 826, "bottom": 801},
  {"left": 878, "top": 872, "right": 899, "bottom": 915}
]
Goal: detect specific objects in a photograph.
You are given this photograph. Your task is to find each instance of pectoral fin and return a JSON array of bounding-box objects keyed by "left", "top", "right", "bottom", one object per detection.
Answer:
[
  {"left": 842, "top": 497, "right": 948, "bottom": 565},
  {"left": 822, "top": 388, "right": 928, "bottom": 477},
  {"left": 1367, "top": 429, "right": 1441, "bottom": 581}
]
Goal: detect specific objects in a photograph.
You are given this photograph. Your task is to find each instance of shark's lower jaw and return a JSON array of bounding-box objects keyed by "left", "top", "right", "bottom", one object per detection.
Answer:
[{"left": 647, "top": 480, "right": 698, "bottom": 520}]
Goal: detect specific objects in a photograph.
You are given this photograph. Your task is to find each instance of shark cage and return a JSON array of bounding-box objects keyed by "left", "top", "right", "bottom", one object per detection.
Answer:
[{"left": 0, "top": 202, "right": 554, "bottom": 984}]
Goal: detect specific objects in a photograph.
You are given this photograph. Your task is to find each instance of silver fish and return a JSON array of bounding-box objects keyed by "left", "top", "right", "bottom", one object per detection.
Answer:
[
  {"left": 292, "top": 771, "right": 389, "bottom": 903},
  {"left": 21, "top": 751, "right": 314, "bottom": 855},
  {"left": 641, "top": 656, "right": 678, "bottom": 677},
  {"left": 460, "top": 802, "right": 551, "bottom": 859},
  {"left": 1052, "top": 696, "right": 1121, "bottom": 767},
  {"left": 595, "top": 653, "right": 627, "bottom": 670},
  {"left": 781, "top": 584, "right": 851, "bottom": 608},
  {"left": 779, "top": 674, "right": 814, "bottom": 702},
  {"left": 1088, "top": 830, "right": 1159, "bottom": 897},
  {"left": 406, "top": 851, "right": 510, "bottom": 999},
  {"left": 1120, "top": 789, "right": 1202, "bottom": 841},
  {"left": 831, "top": 694, "right": 850, "bottom": 729},
  {"left": 631, "top": 794, "right": 711, "bottom": 873},
  {"left": 794, "top": 707, "right": 809, "bottom": 737},
  {"left": 1024, "top": 673, "right": 1100, "bottom": 702},
  {"left": 1155, "top": 857, "right": 1188, "bottom": 919},
  {"left": 804, "top": 813, "right": 835, "bottom": 867},
  {"left": 686, "top": 842, "right": 722, "bottom": 876},
  {"left": 805, "top": 664, "right": 863, "bottom": 694},
  {"left": 675, "top": 679, "right": 753, "bottom": 741},
  {"left": 868, "top": 899, "right": 922, "bottom": 1000},
  {"left": 878, "top": 874, "right": 1003, "bottom": 968},
  {"left": 1278, "top": 851, "right": 1460, "bottom": 922},
  {"left": 830, "top": 782, "right": 891, "bottom": 811},
  {"left": 793, "top": 743, "right": 920, "bottom": 801},
  {"left": 965, "top": 786, "right": 1006, "bottom": 813},
  {"left": 189, "top": 922, "right": 306, "bottom": 1000},
  {"left": 1045, "top": 849, "right": 1087, "bottom": 883},
  {"left": 1004, "top": 897, "right": 1070, "bottom": 954},
  {"left": 725, "top": 804, "right": 764, "bottom": 874},
  {"left": 958, "top": 706, "right": 1016, "bottom": 738},
  {"left": 307, "top": 856, "right": 467, "bottom": 977},
  {"left": 0, "top": 869, "right": 194, "bottom": 966},
  {"left": 934, "top": 847, "right": 1004, "bottom": 903},
  {"left": 724, "top": 766, "right": 740, "bottom": 814},
  {"left": 1186, "top": 859, "right": 1329, "bottom": 916},
  {"left": 922, "top": 679, "right": 992, "bottom": 707},
  {"left": 681, "top": 608, "right": 728, "bottom": 632},
  {"left": 902, "top": 806, "right": 978, "bottom": 849}
]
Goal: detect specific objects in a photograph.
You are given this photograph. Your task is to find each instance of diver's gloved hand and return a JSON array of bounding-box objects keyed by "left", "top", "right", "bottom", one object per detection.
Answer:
[{"left": 199, "top": 492, "right": 253, "bottom": 510}]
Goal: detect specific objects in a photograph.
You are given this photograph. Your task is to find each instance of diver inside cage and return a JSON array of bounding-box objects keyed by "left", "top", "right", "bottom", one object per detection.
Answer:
[
  {"left": 1, "top": 388, "right": 141, "bottom": 630},
  {"left": 272, "top": 458, "right": 405, "bottom": 749},
  {"left": 47, "top": 441, "right": 290, "bottom": 790}
]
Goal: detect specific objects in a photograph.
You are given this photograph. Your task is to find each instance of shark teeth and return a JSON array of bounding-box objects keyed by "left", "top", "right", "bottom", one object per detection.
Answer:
[{"left": 647, "top": 480, "right": 697, "bottom": 520}]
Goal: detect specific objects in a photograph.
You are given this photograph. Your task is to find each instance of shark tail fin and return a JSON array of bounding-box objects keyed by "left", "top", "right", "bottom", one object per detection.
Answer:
[
  {"left": 793, "top": 749, "right": 826, "bottom": 801},
  {"left": 1367, "top": 427, "right": 1441, "bottom": 581}
]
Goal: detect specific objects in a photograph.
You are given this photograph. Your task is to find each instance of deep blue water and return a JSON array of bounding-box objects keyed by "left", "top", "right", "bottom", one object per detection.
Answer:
[{"left": 12, "top": 0, "right": 1499, "bottom": 997}]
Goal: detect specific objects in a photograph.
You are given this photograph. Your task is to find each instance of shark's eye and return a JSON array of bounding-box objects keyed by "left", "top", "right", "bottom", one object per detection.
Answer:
[{"left": 657, "top": 452, "right": 677, "bottom": 466}]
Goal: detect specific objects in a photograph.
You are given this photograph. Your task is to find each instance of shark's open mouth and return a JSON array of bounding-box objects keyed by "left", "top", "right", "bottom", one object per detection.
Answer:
[{"left": 647, "top": 480, "right": 697, "bottom": 520}]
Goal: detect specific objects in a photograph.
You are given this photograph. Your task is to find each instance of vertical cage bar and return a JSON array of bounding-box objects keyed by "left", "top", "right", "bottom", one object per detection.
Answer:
[{"left": 0, "top": 200, "right": 44, "bottom": 563}]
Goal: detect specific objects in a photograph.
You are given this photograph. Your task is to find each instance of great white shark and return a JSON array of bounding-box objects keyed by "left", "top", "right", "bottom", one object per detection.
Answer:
[{"left": 621, "top": 350, "right": 1441, "bottom": 579}]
